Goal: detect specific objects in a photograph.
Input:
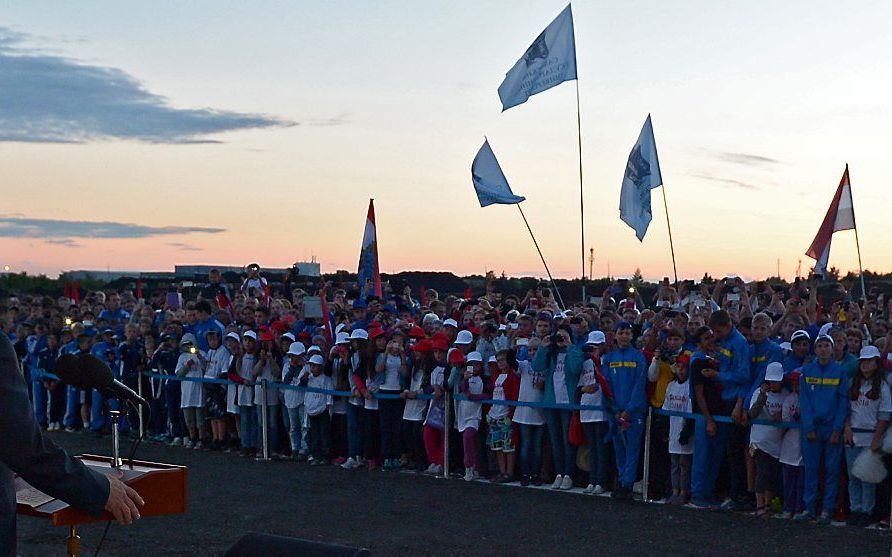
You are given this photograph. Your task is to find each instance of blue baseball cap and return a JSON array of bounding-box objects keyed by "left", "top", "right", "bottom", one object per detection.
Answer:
[
  {"left": 615, "top": 321, "right": 633, "bottom": 332},
  {"left": 352, "top": 299, "right": 367, "bottom": 309}
]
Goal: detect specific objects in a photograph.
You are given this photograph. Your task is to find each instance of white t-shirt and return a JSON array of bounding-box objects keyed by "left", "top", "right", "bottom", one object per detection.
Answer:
[
  {"left": 553, "top": 353, "right": 569, "bottom": 405},
  {"left": 749, "top": 388, "right": 787, "bottom": 459},
  {"left": 364, "top": 375, "right": 379, "bottom": 410},
  {"left": 283, "top": 362, "right": 308, "bottom": 409},
  {"left": 304, "top": 373, "right": 333, "bottom": 417},
  {"left": 176, "top": 351, "right": 206, "bottom": 408},
  {"left": 224, "top": 355, "right": 238, "bottom": 414},
  {"left": 424, "top": 365, "right": 446, "bottom": 428},
  {"left": 253, "top": 357, "right": 280, "bottom": 406},
  {"left": 348, "top": 353, "right": 364, "bottom": 407},
  {"left": 237, "top": 354, "right": 255, "bottom": 407},
  {"left": 662, "top": 380, "right": 693, "bottom": 455},
  {"left": 513, "top": 360, "right": 545, "bottom": 426},
  {"left": 578, "top": 359, "right": 605, "bottom": 423},
  {"left": 380, "top": 353, "right": 403, "bottom": 390},
  {"left": 456, "top": 374, "right": 484, "bottom": 432},
  {"left": 488, "top": 373, "right": 512, "bottom": 421},
  {"left": 204, "top": 346, "right": 231, "bottom": 380},
  {"left": 779, "top": 392, "right": 802, "bottom": 466},
  {"left": 403, "top": 369, "right": 427, "bottom": 422},
  {"left": 850, "top": 380, "right": 892, "bottom": 447}
]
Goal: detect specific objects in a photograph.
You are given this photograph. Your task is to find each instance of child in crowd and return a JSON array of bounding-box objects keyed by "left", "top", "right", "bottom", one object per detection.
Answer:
[
  {"left": 488, "top": 349, "right": 520, "bottom": 483},
  {"left": 579, "top": 331, "right": 610, "bottom": 495},
  {"left": 604, "top": 321, "right": 647, "bottom": 499},
  {"left": 797, "top": 334, "right": 848, "bottom": 524},
  {"left": 236, "top": 331, "right": 258, "bottom": 457},
  {"left": 662, "top": 356, "right": 693, "bottom": 505},
  {"left": 844, "top": 346, "right": 891, "bottom": 526},
  {"left": 457, "top": 351, "right": 487, "bottom": 481},
  {"left": 403, "top": 340, "right": 431, "bottom": 472},
  {"left": 342, "top": 329, "right": 369, "bottom": 470},
  {"left": 747, "top": 362, "right": 787, "bottom": 517},
  {"left": 780, "top": 370, "right": 804, "bottom": 518},
  {"left": 304, "top": 354, "right": 333, "bottom": 465},
  {"left": 282, "top": 341, "right": 308, "bottom": 460},
  {"left": 175, "top": 333, "right": 206, "bottom": 449},
  {"left": 513, "top": 338, "right": 546, "bottom": 487},
  {"left": 421, "top": 335, "right": 449, "bottom": 475},
  {"left": 376, "top": 335, "right": 408, "bottom": 471},
  {"left": 204, "top": 329, "right": 232, "bottom": 450}
]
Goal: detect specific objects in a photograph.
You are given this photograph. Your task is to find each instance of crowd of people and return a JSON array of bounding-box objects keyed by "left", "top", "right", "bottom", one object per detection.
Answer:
[{"left": 5, "top": 266, "right": 892, "bottom": 527}]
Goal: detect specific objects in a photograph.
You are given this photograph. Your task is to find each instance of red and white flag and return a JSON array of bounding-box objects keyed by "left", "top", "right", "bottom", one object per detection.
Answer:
[{"left": 805, "top": 165, "right": 856, "bottom": 277}]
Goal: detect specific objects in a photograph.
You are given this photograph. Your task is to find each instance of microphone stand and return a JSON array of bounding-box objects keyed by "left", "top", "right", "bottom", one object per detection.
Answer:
[{"left": 109, "top": 407, "right": 123, "bottom": 468}]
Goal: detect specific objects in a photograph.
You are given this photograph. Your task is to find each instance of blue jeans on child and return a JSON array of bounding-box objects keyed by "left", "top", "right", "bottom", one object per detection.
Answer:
[
  {"left": 286, "top": 405, "right": 308, "bottom": 454},
  {"left": 239, "top": 405, "right": 257, "bottom": 449},
  {"left": 545, "top": 410, "right": 575, "bottom": 476},
  {"left": 846, "top": 445, "right": 876, "bottom": 514},
  {"left": 345, "top": 403, "right": 362, "bottom": 459},
  {"left": 519, "top": 423, "right": 544, "bottom": 477},
  {"left": 583, "top": 420, "right": 609, "bottom": 487}
]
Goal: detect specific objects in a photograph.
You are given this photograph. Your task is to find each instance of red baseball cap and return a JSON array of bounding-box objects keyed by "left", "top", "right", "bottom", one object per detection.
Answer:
[{"left": 448, "top": 350, "right": 465, "bottom": 366}]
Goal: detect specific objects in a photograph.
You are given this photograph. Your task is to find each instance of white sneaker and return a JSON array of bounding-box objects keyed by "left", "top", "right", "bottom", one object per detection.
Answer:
[
  {"left": 632, "top": 480, "right": 644, "bottom": 494},
  {"left": 560, "top": 475, "right": 574, "bottom": 490},
  {"left": 340, "top": 457, "right": 356, "bottom": 470},
  {"left": 464, "top": 468, "right": 475, "bottom": 482},
  {"left": 183, "top": 439, "right": 194, "bottom": 449},
  {"left": 193, "top": 441, "right": 203, "bottom": 450},
  {"left": 432, "top": 464, "right": 444, "bottom": 475},
  {"left": 593, "top": 485, "right": 606, "bottom": 495},
  {"left": 584, "top": 484, "right": 595, "bottom": 494},
  {"left": 170, "top": 437, "right": 183, "bottom": 446},
  {"left": 551, "top": 474, "right": 564, "bottom": 489}
]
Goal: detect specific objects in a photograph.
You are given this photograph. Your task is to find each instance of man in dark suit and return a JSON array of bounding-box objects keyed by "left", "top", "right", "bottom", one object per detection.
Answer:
[{"left": 1, "top": 332, "right": 144, "bottom": 556}]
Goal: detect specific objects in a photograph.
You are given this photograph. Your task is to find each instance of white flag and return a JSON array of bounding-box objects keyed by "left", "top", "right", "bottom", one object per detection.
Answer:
[{"left": 619, "top": 114, "right": 663, "bottom": 241}]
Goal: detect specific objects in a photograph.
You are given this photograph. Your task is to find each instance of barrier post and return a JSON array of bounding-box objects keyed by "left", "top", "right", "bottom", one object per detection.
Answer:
[
  {"left": 137, "top": 372, "right": 145, "bottom": 439},
  {"left": 443, "top": 390, "right": 452, "bottom": 479},
  {"left": 258, "top": 379, "right": 270, "bottom": 461},
  {"left": 642, "top": 406, "right": 653, "bottom": 502}
]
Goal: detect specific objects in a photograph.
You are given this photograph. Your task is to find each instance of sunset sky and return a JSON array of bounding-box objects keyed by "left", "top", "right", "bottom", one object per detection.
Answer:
[{"left": 2, "top": 1, "right": 892, "bottom": 281}]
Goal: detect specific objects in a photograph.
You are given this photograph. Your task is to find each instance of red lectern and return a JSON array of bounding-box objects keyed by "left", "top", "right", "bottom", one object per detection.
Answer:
[{"left": 16, "top": 454, "right": 188, "bottom": 556}]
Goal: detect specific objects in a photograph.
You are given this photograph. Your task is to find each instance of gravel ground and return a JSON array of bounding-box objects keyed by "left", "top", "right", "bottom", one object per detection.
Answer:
[{"left": 15, "top": 432, "right": 892, "bottom": 556}]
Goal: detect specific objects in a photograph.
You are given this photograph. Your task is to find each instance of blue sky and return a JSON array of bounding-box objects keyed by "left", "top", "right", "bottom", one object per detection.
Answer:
[{"left": 2, "top": 1, "right": 892, "bottom": 279}]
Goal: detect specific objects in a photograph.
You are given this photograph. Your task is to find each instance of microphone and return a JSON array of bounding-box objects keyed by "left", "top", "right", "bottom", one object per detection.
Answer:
[{"left": 55, "top": 353, "right": 150, "bottom": 410}]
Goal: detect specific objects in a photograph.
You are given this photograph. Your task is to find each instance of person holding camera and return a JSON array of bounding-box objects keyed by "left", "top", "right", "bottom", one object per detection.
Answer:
[
  {"left": 175, "top": 333, "right": 206, "bottom": 449},
  {"left": 532, "top": 326, "right": 583, "bottom": 490}
]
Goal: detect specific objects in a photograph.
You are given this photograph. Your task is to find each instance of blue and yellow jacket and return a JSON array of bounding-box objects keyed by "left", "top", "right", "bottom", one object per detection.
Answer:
[
  {"left": 748, "top": 338, "right": 784, "bottom": 396},
  {"left": 799, "top": 359, "right": 848, "bottom": 434},
  {"left": 716, "top": 328, "right": 751, "bottom": 402},
  {"left": 603, "top": 346, "right": 647, "bottom": 417}
]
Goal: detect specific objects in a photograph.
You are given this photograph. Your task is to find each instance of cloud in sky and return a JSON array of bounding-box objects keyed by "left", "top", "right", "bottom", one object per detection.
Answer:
[
  {"left": 166, "top": 242, "right": 203, "bottom": 252},
  {"left": 688, "top": 173, "right": 758, "bottom": 190},
  {"left": 715, "top": 151, "right": 781, "bottom": 166},
  {"left": 0, "top": 217, "right": 225, "bottom": 239},
  {"left": 0, "top": 27, "right": 293, "bottom": 143},
  {"left": 44, "top": 238, "right": 82, "bottom": 248}
]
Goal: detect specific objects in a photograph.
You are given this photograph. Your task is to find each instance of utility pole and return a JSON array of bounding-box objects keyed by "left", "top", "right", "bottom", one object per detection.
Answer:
[{"left": 588, "top": 248, "right": 594, "bottom": 283}]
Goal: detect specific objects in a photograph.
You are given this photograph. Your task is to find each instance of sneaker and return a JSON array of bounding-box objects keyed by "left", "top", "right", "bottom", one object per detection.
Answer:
[
  {"left": 332, "top": 457, "right": 347, "bottom": 466},
  {"left": 690, "top": 497, "right": 719, "bottom": 510},
  {"left": 65, "top": 426, "right": 76, "bottom": 433},
  {"left": 463, "top": 468, "right": 476, "bottom": 482},
  {"left": 793, "top": 511, "right": 814, "bottom": 522},
  {"left": 310, "top": 458, "right": 326, "bottom": 466},
  {"left": 193, "top": 441, "right": 203, "bottom": 450},
  {"left": 340, "top": 457, "right": 357, "bottom": 470},
  {"left": 430, "top": 464, "right": 444, "bottom": 475},
  {"left": 170, "top": 437, "right": 183, "bottom": 446},
  {"left": 551, "top": 474, "right": 564, "bottom": 490},
  {"left": 583, "top": 484, "right": 595, "bottom": 495},
  {"left": 780, "top": 511, "right": 793, "bottom": 519},
  {"left": 520, "top": 475, "right": 530, "bottom": 487},
  {"left": 815, "top": 512, "right": 831, "bottom": 525},
  {"left": 531, "top": 475, "right": 542, "bottom": 487},
  {"left": 560, "top": 475, "right": 574, "bottom": 490},
  {"left": 183, "top": 439, "right": 194, "bottom": 449},
  {"left": 632, "top": 481, "right": 644, "bottom": 494},
  {"left": 390, "top": 460, "right": 403, "bottom": 471},
  {"left": 593, "top": 485, "right": 606, "bottom": 495},
  {"left": 424, "top": 463, "right": 438, "bottom": 474}
]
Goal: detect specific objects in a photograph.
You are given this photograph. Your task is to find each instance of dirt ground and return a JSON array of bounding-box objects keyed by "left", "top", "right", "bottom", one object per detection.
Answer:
[{"left": 15, "top": 432, "right": 892, "bottom": 556}]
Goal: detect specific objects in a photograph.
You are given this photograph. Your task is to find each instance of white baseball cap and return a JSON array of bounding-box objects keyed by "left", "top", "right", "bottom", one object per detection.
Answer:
[
  {"left": 242, "top": 330, "right": 257, "bottom": 341},
  {"left": 335, "top": 323, "right": 347, "bottom": 335},
  {"left": 466, "top": 351, "right": 483, "bottom": 363},
  {"left": 443, "top": 318, "right": 458, "bottom": 328},
  {"left": 765, "top": 362, "right": 784, "bottom": 382},
  {"left": 488, "top": 356, "right": 497, "bottom": 363},
  {"left": 281, "top": 332, "right": 296, "bottom": 342},
  {"left": 455, "top": 330, "right": 474, "bottom": 345},
  {"left": 791, "top": 330, "right": 810, "bottom": 344},
  {"left": 287, "top": 342, "right": 306, "bottom": 356},
  {"left": 335, "top": 331, "right": 350, "bottom": 345},
  {"left": 225, "top": 332, "right": 241, "bottom": 343},
  {"left": 308, "top": 345, "right": 322, "bottom": 354},
  {"left": 350, "top": 329, "right": 368, "bottom": 340},
  {"left": 586, "top": 331, "right": 606, "bottom": 345},
  {"left": 860, "top": 345, "right": 882, "bottom": 360},
  {"left": 308, "top": 354, "right": 325, "bottom": 365}
]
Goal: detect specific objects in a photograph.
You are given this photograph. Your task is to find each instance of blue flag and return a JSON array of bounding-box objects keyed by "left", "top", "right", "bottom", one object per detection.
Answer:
[
  {"left": 498, "top": 4, "right": 577, "bottom": 111},
  {"left": 619, "top": 114, "right": 663, "bottom": 241},
  {"left": 471, "top": 139, "right": 526, "bottom": 207}
]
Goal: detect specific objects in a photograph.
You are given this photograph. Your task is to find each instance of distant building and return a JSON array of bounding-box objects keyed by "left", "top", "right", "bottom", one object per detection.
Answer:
[{"left": 64, "top": 261, "right": 321, "bottom": 283}]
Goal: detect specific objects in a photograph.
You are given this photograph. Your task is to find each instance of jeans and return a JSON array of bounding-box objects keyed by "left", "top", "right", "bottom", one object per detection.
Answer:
[
  {"left": 163, "top": 381, "right": 185, "bottom": 438},
  {"left": 239, "top": 405, "right": 257, "bottom": 449},
  {"left": 378, "top": 391, "right": 404, "bottom": 459},
  {"left": 286, "top": 405, "right": 308, "bottom": 454},
  {"left": 782, "top": 464, "right": 805, "bottom": 514},
  {"left": 519, "top": 423, "right": 544, "bottom": 477},
  {"left": 345, "top": 403, "right": 362, "bottom": 458},
  {"left": 545, "top": 410, "right": 575, "bottom": 476},
  {"left": 308, "top": 411, "right": 331, "bottom": 460},
  {"left": 360, "top": 407, "right": 380, "bottom": 459},
  {"left": 846, "top": 445, "right": 877, "bottom": 514},
  {"left": 583, "top": 421, "right": 609, "bottom": 487},
  {"left": 802, "top": 428, "right": 843, "bottom": 515},
  {"left": 255, "top": 404, "right": 280, "bottom": 452}
]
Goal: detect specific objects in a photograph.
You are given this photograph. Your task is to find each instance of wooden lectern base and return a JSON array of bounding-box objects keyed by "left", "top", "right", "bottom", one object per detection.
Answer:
[{"left": 16, "top": 455, "right": 187, "bottom": 555}]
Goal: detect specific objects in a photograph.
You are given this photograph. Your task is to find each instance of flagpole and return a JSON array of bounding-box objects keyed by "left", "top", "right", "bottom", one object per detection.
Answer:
[
  {"left": 848, "top": 163, "right": 867, "bottom": 300},
  {"left": 660, "top": 184, "right": 679, "bottom": 288},
  {"left": 575, "top": 80, "right": 586, "bottom": 304},
  {"left": 517, "top": 204, "right": 566, "bottom": 311}
]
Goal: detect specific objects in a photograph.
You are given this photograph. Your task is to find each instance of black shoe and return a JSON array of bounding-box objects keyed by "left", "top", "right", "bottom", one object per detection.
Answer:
[
  {"left": 531, "top": 474, "right": 542, "bottom": 486},
  {"left": 520, "top": 475, "right": 530, "bottom": 487}
]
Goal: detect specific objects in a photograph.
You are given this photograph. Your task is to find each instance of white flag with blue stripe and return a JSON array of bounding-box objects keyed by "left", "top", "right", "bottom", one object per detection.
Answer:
[
  {"left": 498, "top": 4, "right": 577, "bottom": 111},
  {"left": 471, "top": 139, "right": 526, "bottom": 207},
  {"left": 619, "top": 114, "right": 663, "bottom": 241}
]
